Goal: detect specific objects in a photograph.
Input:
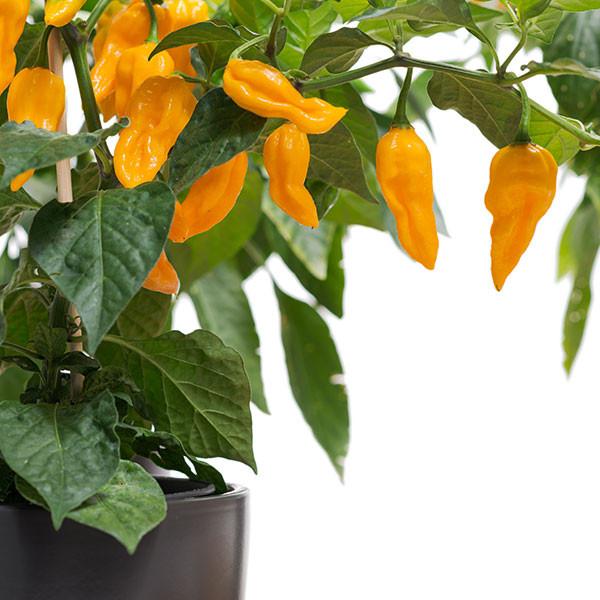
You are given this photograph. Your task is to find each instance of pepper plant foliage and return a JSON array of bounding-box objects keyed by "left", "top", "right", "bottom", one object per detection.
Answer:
[{"left": 0, "top": 0, "right": 598, "bottom": 552}]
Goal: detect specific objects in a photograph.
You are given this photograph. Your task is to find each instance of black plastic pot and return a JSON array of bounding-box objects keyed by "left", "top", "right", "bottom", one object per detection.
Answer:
[{"left": 0, "top": 478, "right": 248, "bottom": 600}]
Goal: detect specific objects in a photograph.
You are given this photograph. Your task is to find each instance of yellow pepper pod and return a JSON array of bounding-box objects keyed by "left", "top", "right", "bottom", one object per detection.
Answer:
[
  {"left": 91, "top": 0, "right": 171, "bottom": 103},
  {"left": 170, "top": 152, "right": 249, "bottom": 242},
  {"left": 114, "top": 76, "right": 196, "bottom": 188},
  {"left": 376, "top": 127, "right": 439, "bottom": 270},
  {"left": 114, "top": 42, "right": 175, "bottom": 116},
  {"left": 45, "top": 0, "right": 86, "bottom": 27},
  {"left": 164, "top": 0, "right": 209, "bottom": 76},
  {"left": 7, "top": 67, "right": 66, "bottom": 191},
  {"left": 485, "top": 142, "right": 557, "bottom": 291},
  {"left": 264, "top": 123, "right": 318, "bottom": 228},
  {"left": 144, "top": 251, "right": 180, "bottom": 295},
  {"left": 223, "top": 59, "right": 347, "bottom": 135},
  {"left": 92, "top": 0, "right": 127, "bottom": 59},
  {"left": 0, "top": 0, "right": 30, "bottom": 95}
]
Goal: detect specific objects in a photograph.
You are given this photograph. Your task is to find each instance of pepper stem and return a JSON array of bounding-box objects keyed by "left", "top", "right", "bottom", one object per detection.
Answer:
[
  {"left": 515, "top": 82, "right": 531, "bottom": 144},
  {"left": 230, "top": 34, "right": 269, "bottom": 60},
  {"left": 85, "top": 0, "right": 115, "bottom": 36},
  {"left": 143, "top": 0, "right": 159, "bottom": 43},
  {"left": 392, "top": 67, "right": 413, "bottom": 128}
]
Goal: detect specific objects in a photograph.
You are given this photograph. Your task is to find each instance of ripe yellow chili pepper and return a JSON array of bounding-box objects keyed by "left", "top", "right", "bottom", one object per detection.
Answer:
[
  {"left": 144, "top": 251, "right": 179, "bottom": 295},
  {"left": 45, "top": 0, "right": 86, "bottom": 27},
  {"left": 485, "top": 142, "right": 558, "bottom": 290},
  {"left": 0, "top": 0, "right": 29, "bottom": 95},
  {"left": 223, "top": 59, "right": 347, "bottom": 135},
  {"left": 114, "top": 42, "right": 175, "bottom": 116},
  {"left": 169, "top": 152, "right": 248, "bottom": 242},
  {"left": 263, "top": 123, "right": 318, "bottom": 228},
  {"left": 91, "top": 0, "right": 171, "bottom": 103},
  {"left": 375, "top": 127, "right": 438, "bottom": 270},
  {"left": 114, "top": 76, "right": 196, "bottom": 188},
  {"left": 92, "top": 0, "right": 126, "bottom": 59},
  {"left": 7, "top": 67, "right": 65, "bottom": 192},
  {"left": 164, "top": 0, "right": 208, "bottom": 76}
]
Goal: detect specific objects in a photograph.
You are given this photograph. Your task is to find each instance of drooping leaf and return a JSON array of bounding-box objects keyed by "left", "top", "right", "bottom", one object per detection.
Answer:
[
  {"left": 29, "top": 182, "right": 175, "bottom": 352},
  {"left": 100, "top": 330, "right": 255, "bottom": 470},
  {"left": 0, "top": 391, "right": 120, "bottom": 528},
  {"left": 168, "top": 88, "right": 265, "bottom": 193},
  {"left": 275, "top": 286, "right": 349, "bottom": 478},
  {"left": 190, "top": 262, "right": 268, "bottom": 413},
  {"left": 114, "top": 288, "right": 172, "bottom": 339},
  {"left": 0, "top": 121, "right": 123, "bottom": 189},
  {"left": 325, "top": 190, "right": 387, "bottom": 230}
]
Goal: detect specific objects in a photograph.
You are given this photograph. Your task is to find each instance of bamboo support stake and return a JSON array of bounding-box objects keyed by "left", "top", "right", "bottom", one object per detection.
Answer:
[{"left": 48, "top": 29, "right": 84, "bottom": 398}]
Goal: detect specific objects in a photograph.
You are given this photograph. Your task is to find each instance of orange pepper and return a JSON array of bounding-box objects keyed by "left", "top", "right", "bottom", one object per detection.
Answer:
[
  {"left": 169, "top": 152, "right": 248, "bottom": 242},
  {"left": 92, "top": 0, "right": 126, "bottom": 59},
  {"left": 0, "top": 0, "right": 29, "bottom": 95},
  {"left": 7, "top": 67, "right": 65, "bottom": 191},
  {"left": 45, "top": 0, "right": 86, "bottom": 27},
  {"left": 144, "top": 251, "right": 179, "bottom": 295}
]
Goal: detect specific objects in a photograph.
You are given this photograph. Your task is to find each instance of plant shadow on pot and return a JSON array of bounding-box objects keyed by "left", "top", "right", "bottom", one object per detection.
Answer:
[{"left": 0, "top": 478, "right": 248, "bottom": 600}]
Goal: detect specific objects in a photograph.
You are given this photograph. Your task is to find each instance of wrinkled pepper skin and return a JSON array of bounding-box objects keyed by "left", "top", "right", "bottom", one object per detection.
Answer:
[
  {"left": 164, "top": 0, "right": 208, "bottom": 76},
  {"left": 376, "top": 127, "right": 439, "bottom": 270},
  {"left": 114, "top": 76, "right": 196, "bottom": 188},
  {"left": 485, "top": 142, "right": 557, "bottom": 290},
  {"left": 169, "top": 152, "right": 248, "bottom": 242},
  {"left": 91, "top": 0, "right": 171, "bottom": 103},
  {"left": 144, "top": 251, "right": 179, "bottom": 295},
  {"left": 7, "top": 67, "right": 65, "bottom": 191},
  {"left": 263, "top": 123, "right": 318, "bottom": 228},
  {"left": 0, "top": 0, "right": 29, "bottom": 95},
  {"left": 223, "top": 59, "right": 347, "bottom": 135},
  {"left": 45, "top": 0, "right": 86, "bottom": 26},
  {"left": 114, "top": 42, "right": 174, "bottom": 116}
]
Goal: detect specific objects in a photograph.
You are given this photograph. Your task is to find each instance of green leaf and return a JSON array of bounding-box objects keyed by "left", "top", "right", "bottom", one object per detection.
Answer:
[
  {"left": 275, "top": 286, "right": 349, "bottom": 477},
  {"left": 334, "top": 0, "right": 371, "bottom": 21},
  {"left": 325, "top": 190, "right": 387, "bottom": 230},
  {"left": 302, "top": 27, "right": 382, "bottom": 75},
  {"left": 230, "top": 0, "right": 274, "bottom": 31},
  {"left": 551, "top": 0, "right": 600, "bottom": 10},
  {"left": 168, "top": 88, "right": 266, "bottom": 194},
  {"left": 171, "top": 170, "right": 263, "bottom": 290},
  {"left": 263, "top": 198, "right": 337, "bottom": 280},
  {"left": 114, "top": 288, "right": 172, "bottom": 339},
  {"left": 190, "top": 262, "right": 268, "bottom": 413},
  {"left": 527, "top": 7, "right": 563, "bottom": 44},
  {"left": 358, "top": 0, "right": 476, "bottom": 26},
  {"left": 29, "top": 182, "right": 175, "bottom": 353},
  {"left": 0, "top": 366, "right": 30, "bottom": 403},
  {"left": 512, "top": 0, "right": 551, "bottom": 20},
  {"left": 15, "top": 23, "right": 47, "bottom": 71},
  {"left": 427, "top": 72, "right": 580, "bottom": 163},
  {"left": 118, "top": 425, "right": 227, "bottom": 493},
  {"left": 101, "top": 330, "right": 255, "bottom": 470},
  {"left": 18, "top": 461, "right": 167, "bottom": 555},
  {"left": 0, "top": 391, "right": 120, "bottom": 528},
  {"left": 558, "top": 185, "right": 600, "bottom": 373},
  {"left": 3, "top": 290, "right": 48, "bottom": 347},
  {"left": 278, "top": 4, "right": 338, "bottom": 69},
  {"left": 544, "top": 12, "right": 600, "bottom": 122},
  {"left": 0, "top": 121, "right": 123, "bottom": 190},
  {"left": 308, "top": 122, "right": 375, "bottom": 201},
  {"left": 527, "top": 58, "right": 600, "bottom": 82}
]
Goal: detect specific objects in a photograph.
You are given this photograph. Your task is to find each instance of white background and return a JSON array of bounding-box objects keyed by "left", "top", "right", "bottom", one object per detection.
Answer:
[{"left": 64, "top": 26, "right": 600, "bottom": 600}]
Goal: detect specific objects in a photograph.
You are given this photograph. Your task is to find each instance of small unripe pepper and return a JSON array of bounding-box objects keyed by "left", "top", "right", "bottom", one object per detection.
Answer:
[
  {"left": 114, "top": 76, "right": 196, "bottom": 188},
  {"left": 144, "top": 251, "right": 179, "bottom": 295},
  {"left": 45, "top": 0, "right": 86, "bottom": 27},
  {"left": 164, "top": 0, "right": 209, "bottom": 76},
  {"left": 485, "top": 142, "right": 557, "bottom": 290},
  {"left": 169, "top": 152, "right": 248, "bottom": 242},
  {"left": 223, "top": 59, "right": 347, "bottom": 135},
  {"left": 91, "top": 0, "right": 171, "bottom": 103},
  {"left": 7, "top": 67, "right": 65, "bottom": 191},
  {"left": 114, "top": 42, "right": 175, "bottom": 116},
  {"left": 263, "top": 123, "right": 318, "bottom": 228},
  {"left": 0, "top": 0, "right": 30, "bottom": 95},
  {"left": 376, "top": 127, "right": 439, "bottom": 270}
]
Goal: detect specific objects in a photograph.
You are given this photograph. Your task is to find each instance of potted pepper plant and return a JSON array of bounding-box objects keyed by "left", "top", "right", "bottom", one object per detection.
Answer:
[{"left": 0, "top": 0, "right": 599, "bottom": 598}]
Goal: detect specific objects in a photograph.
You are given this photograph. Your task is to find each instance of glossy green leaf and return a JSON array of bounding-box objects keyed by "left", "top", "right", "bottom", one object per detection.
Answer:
[
  {"left": 114, "top": 289, "right": 172, "bottom": 339},
  {"left": 0, "top": 391, "right": 120, "bottom": 528},
  {"left": 275, "top": 286, "right": 349, "bottom": 477},
  {"left": 0, "top": 121, "right": 123, "bottom": 190},
  {"left": 551, "top": 0, "right": 600, "bottom": 10},
  {"left": 29, "top": 183, "right": 175, "bottom": 353},
  {"left": 168, "top": 88, "right": 266, "bottom": 193},
  {"left": 512, "top": 0, "right": 551, "bottom": 20},
  {"left": 358, "top": 0, "right": 476, "bottom": 25},
  {"left": 190, "top": 262, "right": 268, "bottom": 413},
  {"left": 325, "top": 190, "right": 386, "bottom": 230},
  {"left": 527, "top": 8, "right": 563, "bottom": 44},
  {"left": 230, "top": 0, "right": 274, "bottom": 31},
  {"left": 101, "top": 330, "right": 255, "bottom": 470}
]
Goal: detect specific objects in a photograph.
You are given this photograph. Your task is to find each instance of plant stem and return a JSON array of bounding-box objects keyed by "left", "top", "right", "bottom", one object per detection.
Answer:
[
  {"left": 392, "top": 67, "right": 413, "bottom": 128},
  {"left": 61, "top": 25, "right": 113, "bottom": 174},
  {"left": 85, "top": 0, "right": 114, "bottom": 36},
  {"left": 231, "top": 34, "right": 269, "bottom": 60},
  {"left": 499, "top": 28, "right": 527, "bottom": 77},
  {"left": 256, "top": 0, "right": 284, "bottom": 15},
  {"left": 515, "top": 83, "right": 531, "bottom": 143},
  {"left": 266, "top": 0, "right": 292, "bottom": 67},
  {"left": 467, "top": 25, "right": 501, "bottom": 73},
  {"left": 143, "top": 0, "right": 159, "bottom": 43}
]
